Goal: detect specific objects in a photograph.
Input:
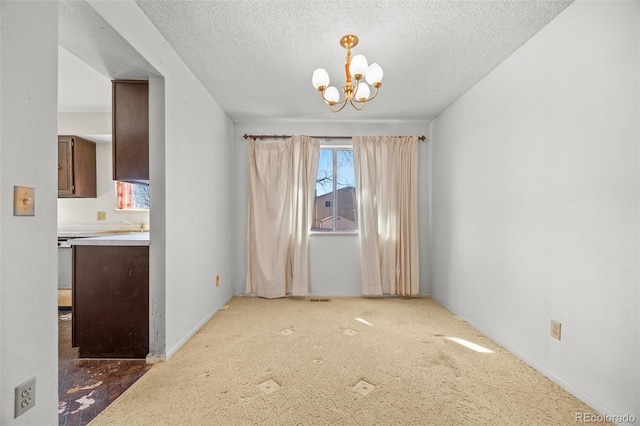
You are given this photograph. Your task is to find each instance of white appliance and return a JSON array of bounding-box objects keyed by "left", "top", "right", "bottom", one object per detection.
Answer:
[{"left": 58, "top": 238, "right": 72, "bottom": 290}]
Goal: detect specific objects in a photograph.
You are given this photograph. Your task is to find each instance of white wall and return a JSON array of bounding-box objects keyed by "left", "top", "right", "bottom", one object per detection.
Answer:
[
  {"left": 148, "top": 78, "right": 166, "bottom": 358},
  {"left": 0, "top": 2, "right": 58, "bottom": 424},
  {"left": 57, "top": 115, "right": 150, "bottom": 226},
  {"left": 431, "top": 0, "right": 639, "bottom": 421},
  {"left": 88, "top": 0, "right": 235, "bottom": 358},
  {"left": 232, "top": 121, "right": 430, "bottom": 297},
  {"left": 310, "top": 234, "right": 360, "bottom": 296},
  {"left": 58, "top": 111, "right": 110, "bottom": 135},
  {"left": 1, "top": 0, "right": 3, "bottom": 418}
]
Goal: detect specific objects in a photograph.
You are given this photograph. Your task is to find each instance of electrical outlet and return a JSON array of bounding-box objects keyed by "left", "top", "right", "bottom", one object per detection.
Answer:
[
  {"left": 97, "top": 211, "right": 106, "bottom": 220},
  {"left": 550, "top": 320, "right": 562, "bottom": 340},
  {"left": 216, "top": 275, "right": 220, "bottom": 286},
  {"left": 15, "top": 378, "right": 36, "bottom": 418}
]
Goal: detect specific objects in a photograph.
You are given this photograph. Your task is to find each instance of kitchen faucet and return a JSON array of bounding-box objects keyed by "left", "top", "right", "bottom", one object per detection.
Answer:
[{"left": 121, "top": 220, "right": 146, "bottom": 232}]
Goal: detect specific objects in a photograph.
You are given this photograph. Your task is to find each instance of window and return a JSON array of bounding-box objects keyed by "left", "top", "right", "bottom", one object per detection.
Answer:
[
  {"left": 312, "top": 147, "right": 358, "bottom": 232},
  {"left": 116, "top": 181, "right": 150, "bottom": 210}
]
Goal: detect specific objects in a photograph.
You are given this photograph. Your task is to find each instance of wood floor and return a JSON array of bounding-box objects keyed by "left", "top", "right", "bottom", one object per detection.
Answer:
[{"left": 58, "top": 310, "right": 152, "bottom": 426}]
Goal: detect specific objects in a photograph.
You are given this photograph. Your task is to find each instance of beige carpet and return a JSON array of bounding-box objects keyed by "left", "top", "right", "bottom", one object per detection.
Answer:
[{"left": 91, "top": 297, "right": 608, "bottom": 425}]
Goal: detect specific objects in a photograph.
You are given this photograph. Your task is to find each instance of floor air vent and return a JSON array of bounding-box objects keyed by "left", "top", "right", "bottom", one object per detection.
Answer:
[{"left": 310, "top": 298, "right": 332, "bottom": 302}]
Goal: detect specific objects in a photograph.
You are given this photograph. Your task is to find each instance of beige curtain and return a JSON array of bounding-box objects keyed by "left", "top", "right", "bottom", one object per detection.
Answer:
[
  {"left": 246, "top": 136, "right": 319, "bottom": 298},
  {"left": 353, "top": 136, "right": 420, "bottom": 296}
]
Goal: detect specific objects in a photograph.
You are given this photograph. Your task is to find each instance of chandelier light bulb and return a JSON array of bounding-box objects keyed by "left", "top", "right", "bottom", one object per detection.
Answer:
[
  {"left": 355, "top": 82, "right": 370, "bottom": 101},
  {"left": 312, "top": 68, "right": 330, "bottom": 90},
  {"left": 324, "top": 86, "right": 340, "bottom": 103},
  {"left": 349, "top": 54, "right": 368, "bottom": 77},
  {"left": 365, "top": 63, "right": 383, "bottom": 85}
]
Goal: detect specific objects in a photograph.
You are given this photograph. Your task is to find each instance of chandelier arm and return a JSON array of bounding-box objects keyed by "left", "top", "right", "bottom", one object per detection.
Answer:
[
  {"left": 330, "top": 99, "right": 350, "bottom": 113},
  {"left": 319, "top": 89, "right": 349, "bottom": 107},
  {"left": 349, "top": 99, "right": 365, "bottom": 111},
  {"left": 351, "top": 77, "right": 361, "bottom": 100},
  {"left": 350, "top": 78, "right": 382, "bottom": 104},
  {"left": 360, "top": 85, "right": 380, "bottom": 103}
]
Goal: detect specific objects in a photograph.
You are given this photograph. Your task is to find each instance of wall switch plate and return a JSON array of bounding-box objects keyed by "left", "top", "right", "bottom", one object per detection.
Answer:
[
  {"left": 13, "top": 186, "right": 35, "bottom": 216},
  {"left": 97, "top": 211, "right": 106, "bottom": 220},
  {"left": 14, "top": 377, "right": 36, "bottom": 418},
  {"left": 550, "top": 320, "right": 562, "bottom": 340}
]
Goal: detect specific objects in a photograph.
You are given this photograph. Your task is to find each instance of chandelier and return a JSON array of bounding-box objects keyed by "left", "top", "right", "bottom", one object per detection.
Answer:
[{"left": 312, "top": 34, "right": 383, "bottom": 112}]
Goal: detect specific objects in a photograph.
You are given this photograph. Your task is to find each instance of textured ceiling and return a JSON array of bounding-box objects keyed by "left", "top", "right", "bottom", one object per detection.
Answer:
[
  {"left": 57, "top": 1, "right": 574, "bottom": 122},
  {"left": 134, "top": 0, "right": 573, "bottom": 123}
]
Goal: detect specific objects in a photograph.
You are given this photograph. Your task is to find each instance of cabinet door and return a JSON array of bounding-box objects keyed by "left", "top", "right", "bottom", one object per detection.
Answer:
[
  {"left": 58, "top": 136, "right": 97, "bottom": 198},
  {"left": 72, "top": 137, "right": 97, "bottom": 197},
  {"left": 58, "top": 136, "right": 73, "bottom": 196},
  {"left": 73, "top": 245, "right": 149, "bottom": 358},
  {"left": 112, "top": 80, "right": 149, "bottom": 181}
]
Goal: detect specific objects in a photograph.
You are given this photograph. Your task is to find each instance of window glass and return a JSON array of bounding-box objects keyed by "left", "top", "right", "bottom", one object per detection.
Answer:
[{"left": 116, "top": 181, "right": 150, "bottom": 210}]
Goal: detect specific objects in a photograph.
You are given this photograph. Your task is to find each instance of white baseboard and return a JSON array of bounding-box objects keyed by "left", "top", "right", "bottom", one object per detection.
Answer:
[
  {"left": 238, "top": 292, "right": 432, "bottom": 298},
  {"left": 145, "top": 354, "right": 166, "bottom": 364},
  {"left": 165, "top": 293, "right": 235, "bottom": 359}
]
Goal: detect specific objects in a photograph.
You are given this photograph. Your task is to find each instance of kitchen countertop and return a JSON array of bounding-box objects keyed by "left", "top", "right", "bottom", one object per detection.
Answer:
[
  {"left": 67, "top": 233, "right": 150, "bottom": 246},
  {"left": 59, "top": 231, "right": 134, "bottom": 238}
]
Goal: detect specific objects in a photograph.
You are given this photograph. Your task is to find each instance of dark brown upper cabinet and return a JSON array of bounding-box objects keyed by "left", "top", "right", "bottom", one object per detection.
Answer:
[
  {"left": 112, "top": 80, "right": 149, "bottom": 181},
  {"left": 58, "top": 135, "right": 97, "bottom": 198}
]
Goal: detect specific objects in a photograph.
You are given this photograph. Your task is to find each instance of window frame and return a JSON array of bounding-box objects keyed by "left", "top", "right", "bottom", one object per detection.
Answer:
[{"left": 311, "top": 144, "right": 359, "bottom": 235}]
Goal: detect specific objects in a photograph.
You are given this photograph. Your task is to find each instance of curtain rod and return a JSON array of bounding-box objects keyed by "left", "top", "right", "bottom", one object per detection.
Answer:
[{"left": 243, "top": 134, "right": 426, "bottom": 141}]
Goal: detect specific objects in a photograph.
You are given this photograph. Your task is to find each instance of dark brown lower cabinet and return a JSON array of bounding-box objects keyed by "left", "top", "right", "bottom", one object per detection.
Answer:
[{"left": 72, "top": 245, "right": 149, "bottom": 358}]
